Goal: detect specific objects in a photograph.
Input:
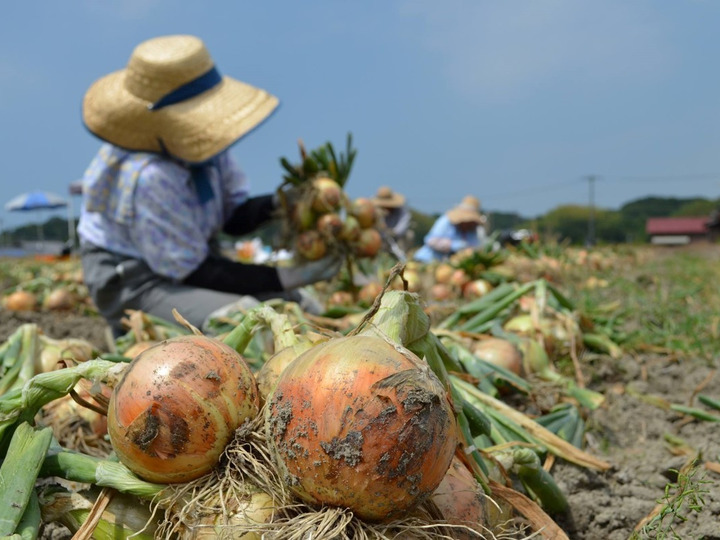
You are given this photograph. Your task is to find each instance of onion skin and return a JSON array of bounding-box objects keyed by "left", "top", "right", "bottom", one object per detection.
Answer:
[
  {"left": 3, "top": 290, "right": 38, "bottom": 311},
  {"left": 255, "top": 341, "right": 314, "bottom": 404},
  {"left": 295, "top": 230, "right": 327, "bottom": 261},
  {"left": 352, "top": 228, "right": 382, "bottom": 258},
  {"left": 43, "top": 288, "right": 77, "bottom": 310},
  {"left": 316, "top": 212, "right": 344, "bottom": 239},
  {"left": 266, "top": 335, "right": 457, "bottom": 522},
  {"left": 311, "top": 177, "right": 342, "bottom": 213},
  {"left": 108, "top": 335, "right": 259, "bottom": 483},
  {"left": 430, "top": 456, "right": 488, "bottom": 539},
  {"left": 472, "top": 337, "right": 524, "bottom": 376},
  {"left": 350, "top": 198, "right": 377, "bottom": 229}
]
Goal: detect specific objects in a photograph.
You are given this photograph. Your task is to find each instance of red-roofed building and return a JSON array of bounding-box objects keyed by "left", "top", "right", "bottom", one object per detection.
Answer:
[{"left": 646, "top": 217, "right": 711, "bottom": 245}]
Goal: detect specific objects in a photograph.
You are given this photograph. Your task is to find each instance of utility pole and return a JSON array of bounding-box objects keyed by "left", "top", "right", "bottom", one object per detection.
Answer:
[{"left": 586, "top": 175, "right": 596, "bottom": 247}]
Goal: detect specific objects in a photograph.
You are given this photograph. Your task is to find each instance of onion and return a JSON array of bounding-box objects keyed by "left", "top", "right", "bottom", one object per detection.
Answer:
[
  {"left": 434, "top": 263, "right": 454, "bottom": 284},
  {"left": 449, "top": 269, "right": 470, "bottom": 289},
  {"left": 108, "top": 335, "right": 260, "bottom": 483},
  {"left": 255, "top": 340, "right": 314, "bottom": 404},
  {"left": 295, "top": 230, "right": 327, "bottom": 261},
  {"left": 357, "top": 281, "right": 383, "bottom": 306},
  {"left": 122, "top": 340, "right": 158, "bottom": 359},
  {"left": 266, "top": 334, "right": 457, "bottom": 521},
  {"left": 316, "top": 212, "right": 343, "bottom": 239},
  {"left": 311, "top": 177, "right": 342, "bottom": 213},
  {"left": 327, "top": 290, "right": 354, "bottom": 307},
  {"left": 430, "top": 456, "right": 489, "bottom": 539},
  {"left": 429, "top": 283, "right": 453, "bottom": 302},
  {"left": 462, "top": 279, "right": 493, "bottom": 300},
  {"left": 472, "top": 337, "right": 523, "bottom": 376},
  {"left": 3, "top": 290, "right": 38, "bottom": 311},
  {"left": 352, "top": 228, "right": 382, "bottom": 258},
  {"left": 43, "top": 288, "right": 77, "bottom": 311},
  {"left": 339, "top": 215, "right": 361, "bottom": 242},
  {"left": 390, "top": 268, "right": 422, "bottom": 292},
  {"left": 292, "top": 199, "right": 316, "bottom": 231},
  {"left": 183, "top": 490, "right": 275, "bottom": 539},
  {"left": 350, "top": 197, "right": 377, "bottom": 229},
  {"left": 38, "top": 336, "right": 95, "bottom": 373}
]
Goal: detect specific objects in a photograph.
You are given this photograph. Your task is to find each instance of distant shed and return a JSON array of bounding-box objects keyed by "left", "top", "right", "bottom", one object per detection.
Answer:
[{"left": 645, "top": 217, "right": 710, "bottom": 245}]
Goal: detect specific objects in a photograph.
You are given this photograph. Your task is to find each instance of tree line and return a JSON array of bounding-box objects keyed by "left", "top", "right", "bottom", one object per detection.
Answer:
[{"left": 1, "top": 196, "right": 718, "bottom": 249}]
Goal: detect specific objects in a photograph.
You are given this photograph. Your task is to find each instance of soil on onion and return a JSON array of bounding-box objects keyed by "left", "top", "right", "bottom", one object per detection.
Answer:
[{"left": 3, "top": 294, "right": 719, "bottom": 539}]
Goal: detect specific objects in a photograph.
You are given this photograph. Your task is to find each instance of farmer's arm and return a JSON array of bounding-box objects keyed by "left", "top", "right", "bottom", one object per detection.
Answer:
[
  {"left": 218, "top": 152, "right": 277, "bottom": 236},
  {"left": 128, "top": 163, "right": 284, "bottom": 294}
]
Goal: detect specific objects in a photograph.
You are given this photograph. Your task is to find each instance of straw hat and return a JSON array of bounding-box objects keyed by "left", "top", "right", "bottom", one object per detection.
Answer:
[
  {"left": 82, "top": 35, "right": 279, "bottom": 163},
  {"left": 371, "top": 186, "right": 406, "bottom": 208},
  {"left": 446, "top": 195, "right": 486, "bottom": 225}
]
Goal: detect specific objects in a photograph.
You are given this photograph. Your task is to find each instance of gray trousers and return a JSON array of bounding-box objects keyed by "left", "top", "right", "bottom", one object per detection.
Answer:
[{"left": 80, "top": 244, "right": 300, "bottom": 337}]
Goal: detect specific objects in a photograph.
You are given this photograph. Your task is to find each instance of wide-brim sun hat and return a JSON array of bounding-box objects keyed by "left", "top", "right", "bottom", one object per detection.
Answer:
[
  {"left": 83, "top": 34, "right": 279, "bottom": 163},
  {"left": 371, "top": 186, "right": 406, "bottom": 208},
  {"left": 446, "top": 195, "right": 486, "bottom": 225}
]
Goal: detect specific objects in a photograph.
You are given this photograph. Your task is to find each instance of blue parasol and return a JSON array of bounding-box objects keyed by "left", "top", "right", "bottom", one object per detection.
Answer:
[
  {"left": 5, "top": 191, "right": 69, "bottom": 248},
  {"left": 5, "top": 191, "right": 68, "bottom": 212}
]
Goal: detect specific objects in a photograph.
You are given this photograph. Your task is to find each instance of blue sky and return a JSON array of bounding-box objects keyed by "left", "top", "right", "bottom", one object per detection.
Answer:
[{"left": 2, "top": 1, "right": 720, "bottom": 230}]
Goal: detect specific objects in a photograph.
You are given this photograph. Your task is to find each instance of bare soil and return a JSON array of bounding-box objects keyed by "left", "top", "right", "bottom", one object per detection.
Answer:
[{"left": 1, "top": 307, "right": 719, "bottom": 539}]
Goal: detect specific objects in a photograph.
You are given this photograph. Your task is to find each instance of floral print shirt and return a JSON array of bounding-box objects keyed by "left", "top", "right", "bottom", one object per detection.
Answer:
[{"left": 78, "top": 143, "right": 250, "bottom": 280}]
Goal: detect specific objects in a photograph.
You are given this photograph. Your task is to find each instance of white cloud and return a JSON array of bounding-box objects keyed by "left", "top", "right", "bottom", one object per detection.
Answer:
[{"left": 399, "top": 0, "right": 672, "bottom": 104}]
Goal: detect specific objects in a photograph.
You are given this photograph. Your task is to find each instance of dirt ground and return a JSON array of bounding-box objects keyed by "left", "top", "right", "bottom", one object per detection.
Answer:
[
  {"left": 1, "top": 308, "right": 719, "bottom": 539},
  {"left": 553, "top": 352, "right": 720, "bottom": 539}
]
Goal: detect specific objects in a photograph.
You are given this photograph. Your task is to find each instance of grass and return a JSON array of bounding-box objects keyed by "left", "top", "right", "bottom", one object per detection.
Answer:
[
  {"left": 563, "top": 246, "right": 720, "bottom": 362},
  {"left": 629, "top": 460, "right": 710, "bottom": 540}
]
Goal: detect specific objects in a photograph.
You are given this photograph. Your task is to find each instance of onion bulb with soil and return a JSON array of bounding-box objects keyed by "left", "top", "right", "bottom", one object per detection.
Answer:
[
  {"left": 108, "top": 335, "right": 260, "bottom": 483},
  {"left": 315, "top": 212, "right": 344, "bottom": 239},
  {"left": 295, "top": 230, "right": 328, "bottom": 261},
  {"left": 265, "top": 334, "right": 457, "bottom": 522}
]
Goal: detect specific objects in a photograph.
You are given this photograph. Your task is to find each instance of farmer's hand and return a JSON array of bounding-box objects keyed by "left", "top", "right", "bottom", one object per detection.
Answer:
[
  {"left": 277, "top": 254, "right": 343, "bottom": 290},
  {"left": 427, "top": 237, "right": 453, "bottom": 253}
]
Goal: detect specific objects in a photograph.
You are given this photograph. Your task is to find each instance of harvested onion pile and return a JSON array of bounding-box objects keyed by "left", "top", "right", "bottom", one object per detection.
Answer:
[{"left": 276, "top": 134, "right": 383, "bottom": 262}]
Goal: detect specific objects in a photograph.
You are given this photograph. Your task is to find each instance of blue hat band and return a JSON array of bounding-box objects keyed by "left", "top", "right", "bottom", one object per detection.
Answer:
[{"left": 148, "top": 66, "right": 222, "bottom": 111}]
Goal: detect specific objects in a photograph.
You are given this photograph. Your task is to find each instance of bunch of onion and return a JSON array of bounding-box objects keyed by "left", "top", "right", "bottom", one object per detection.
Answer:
[
  {"left": 107, "top": 334, "right": 260, "bottom": 483},
  {"left": 2, "top": 290, "right": 38, "bottom": 311},
  {"left": 265, "top": 293, "right": 458, "bottom": 523}
]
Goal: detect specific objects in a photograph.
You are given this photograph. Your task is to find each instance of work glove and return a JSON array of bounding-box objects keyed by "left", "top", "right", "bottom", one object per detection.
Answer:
[{"left": 277, "top": 254, "right": 343, "bottom": 290}]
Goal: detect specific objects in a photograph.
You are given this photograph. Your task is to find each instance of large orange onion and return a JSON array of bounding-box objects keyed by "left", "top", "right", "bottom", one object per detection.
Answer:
[
  {"left": 265, "top": 335, "right": 457, "bottom": 522},
  {"left": 108, "top": 335, "right": 260, "bottom": 483}
]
